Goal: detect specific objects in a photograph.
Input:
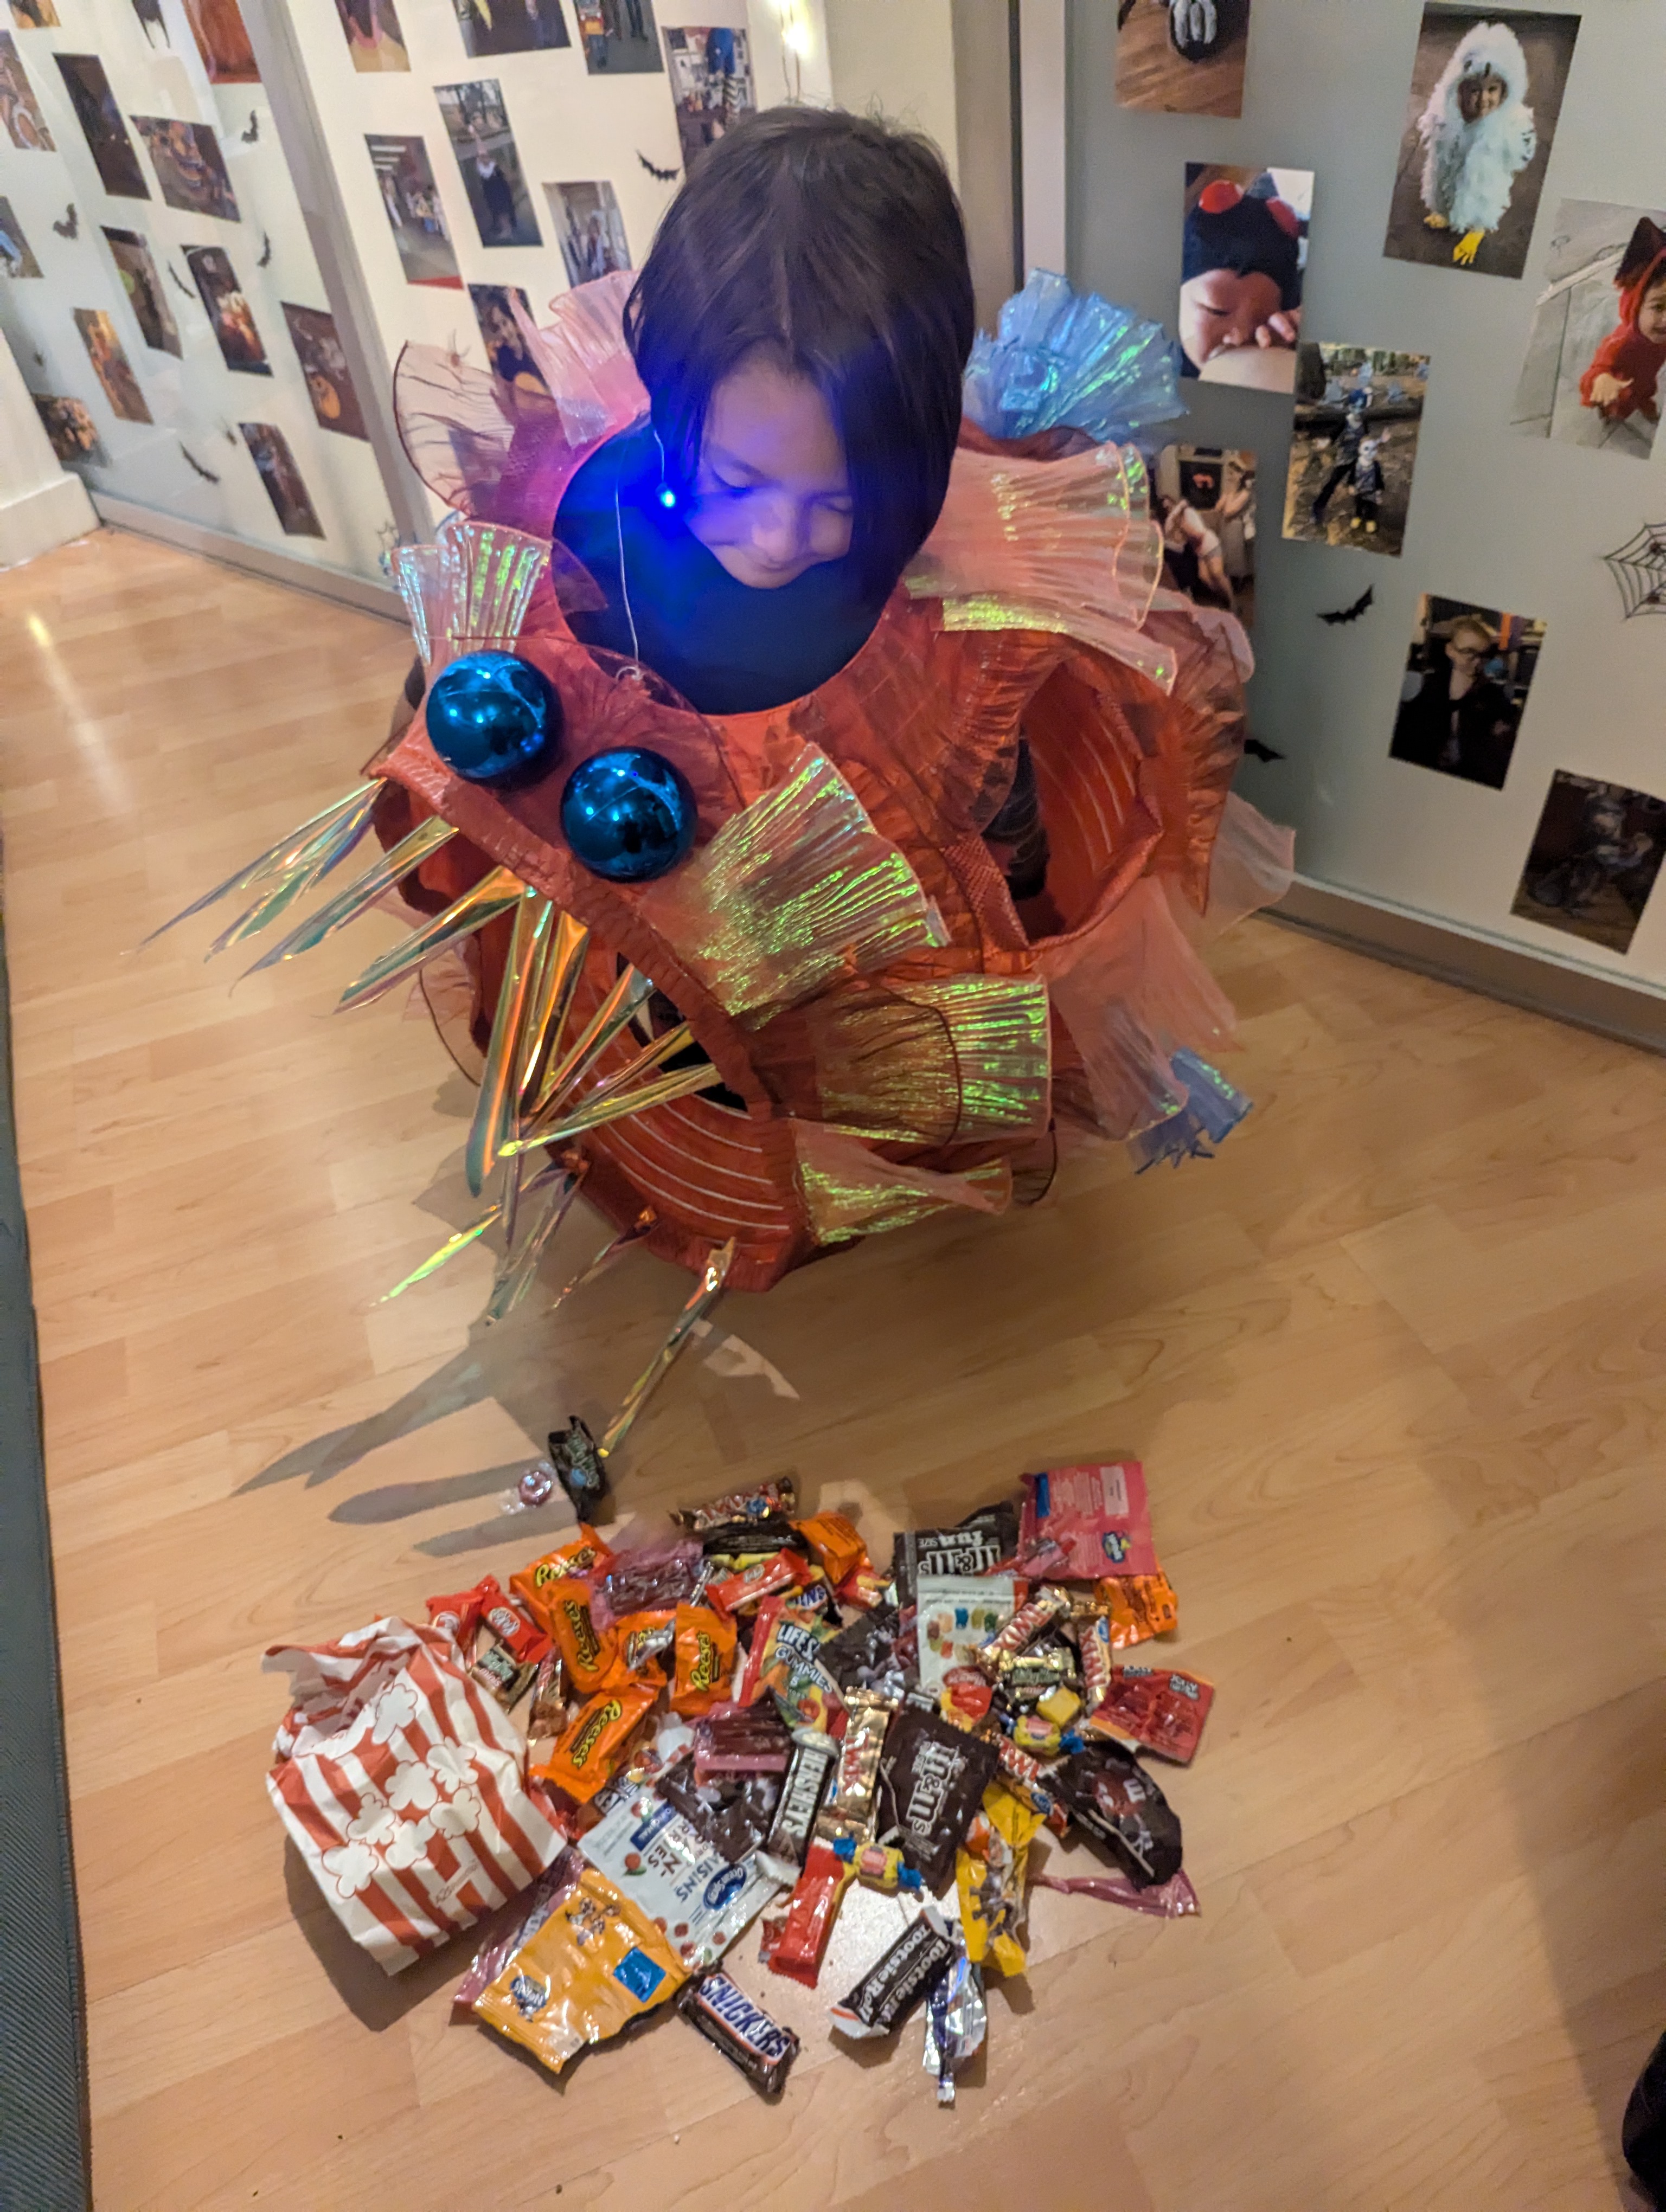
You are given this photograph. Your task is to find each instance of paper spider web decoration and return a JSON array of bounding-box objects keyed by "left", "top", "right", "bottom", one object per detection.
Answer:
[{"left": 1603, "top": 524, "right": 1666, "bottom": 619}]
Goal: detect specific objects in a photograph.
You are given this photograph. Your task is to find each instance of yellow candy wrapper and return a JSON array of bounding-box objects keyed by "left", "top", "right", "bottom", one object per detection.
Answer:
[
  {"left": 956, "top": 1780, "right": 1044, "bottom": 1976},
  {"left": 473, "top": 1864, "right": 687, "bottom": 2076}
]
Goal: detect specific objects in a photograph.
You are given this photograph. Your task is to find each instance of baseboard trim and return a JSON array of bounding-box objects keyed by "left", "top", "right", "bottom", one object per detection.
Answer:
[
  {"left": 91, "top": 493, "right": 405, "bottom": 622},
  {"left": 0, "top": 472, "right": 97, "bottom": 571},
  {"left": 1271, "top": 874, "right": 1666, "bottom": 1055}
]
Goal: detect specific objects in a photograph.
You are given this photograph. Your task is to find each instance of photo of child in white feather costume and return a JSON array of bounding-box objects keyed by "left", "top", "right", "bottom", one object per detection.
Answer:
[{"left": 1382, "top": 6, "right": 1580, "bottom": 281}]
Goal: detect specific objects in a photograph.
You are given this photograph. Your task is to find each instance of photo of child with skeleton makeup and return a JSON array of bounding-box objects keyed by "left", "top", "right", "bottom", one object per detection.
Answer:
[
  {"left": 1382, "top": 5, "right": 1580, "bottom": 280},
  {"left": 1514, "top": 202, "right": 1666, "bottom": 462}
]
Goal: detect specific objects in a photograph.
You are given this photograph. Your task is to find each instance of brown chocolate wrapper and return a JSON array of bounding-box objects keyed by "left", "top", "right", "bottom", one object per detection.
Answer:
[
  {"left": 874, "top": 1699, "right": 999, "bottom": 1893},
  {"left": 673, "top": 1477, "right": 798, "bottom": 1532},
  {"left": 828, "top": 1906, "right": 954, "bottom": 2036},
  {"left": 1054, "top": 1741, "right": 1183, "bottom": 1888},
  {"left": 890, "top": 1502, "right": 1018, "bottom": 1608},
  {"left": 762, "top": 1729, "right": 836, "bottom": 1873},
  {"left": 817, "top": 1690, "right": 893, "bottom": 1841},
  {"left": 677, "top": 1968, "right": 799, "bottom": 2093}
]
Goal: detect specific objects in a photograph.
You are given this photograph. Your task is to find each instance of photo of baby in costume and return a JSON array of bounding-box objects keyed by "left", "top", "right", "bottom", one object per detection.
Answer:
[
  {"left": 1178, "top": 163, "right": 1311, "bottom": 395},
  {"left": 1382, "top": 7, "right": 1579, "bottom": 281},
  {"left": 1513, "top": 202, "right": 1666, "bottom": 463}
]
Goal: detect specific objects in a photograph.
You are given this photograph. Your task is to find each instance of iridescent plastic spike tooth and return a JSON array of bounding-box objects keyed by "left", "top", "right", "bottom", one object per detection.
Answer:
[
  {"left": 376, "top": 1202, "right": 501, "bottom": 1303},
  {"left": 238, "top": 815, "right": 459, "bottom": 979},
  {"left": 332, "top": 865, "right": 524, "bottom": 1013},
  {"left": 390, "top": 542, "right": 450, "bottom": 673},
  {"left": 598, "top": 1236, "right": 736, "bottom": 1458},
  {"left": 464, "top": 888, "right": 551, "bottom": 1198},
  {"left": 203, "top": 786, "right": 387, "bottom": 957},
  {"left": 137, "top": 782, "right": 381, "bottom": 949},
  {"left": 509, "top": 1018, "right": 697, "bottom": 1155},
  {"left": 518, "top": 911, "right": 590, "bottom": 1109},
  {"left": 500, "top": 1059, "right": 725, "bottom": 1155},
  {"left": 483, "top": 1159, "right": 588, "bottom": 1325},
  {"left": 531, "top": 966, "right": 653, "bottom": 1118},
  {"left": 547, "top": 1207, "right": 656, "bottom": 1319}
]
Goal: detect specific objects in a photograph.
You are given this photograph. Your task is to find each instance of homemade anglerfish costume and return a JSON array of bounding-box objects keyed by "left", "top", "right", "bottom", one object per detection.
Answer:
[{"left": 149, "top": 271, "right": 1291, "bottom": 1403}]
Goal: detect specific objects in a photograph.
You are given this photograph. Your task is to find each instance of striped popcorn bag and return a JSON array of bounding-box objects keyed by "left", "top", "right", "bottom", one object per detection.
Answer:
[{"left": 265, "top": 1617, "right": 562, "bottom": 1975}]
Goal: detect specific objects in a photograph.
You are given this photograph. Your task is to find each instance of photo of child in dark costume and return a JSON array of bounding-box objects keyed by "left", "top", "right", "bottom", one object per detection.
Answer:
[
  {"left": 1282, "top": 342, "right": 1428, "bottom": 557},
  {"left": 1178, "top": 164, "right": 1310, "bottom": 394},
  {"left": 1512, "top": 771, "right": 1666, "bottom": 956},
  {"left": 1390, "top": 596, "right": 1545, "bottom": 790},
  {"left": 1514, "top": 202, "right": 1666, "bottom": 461}
]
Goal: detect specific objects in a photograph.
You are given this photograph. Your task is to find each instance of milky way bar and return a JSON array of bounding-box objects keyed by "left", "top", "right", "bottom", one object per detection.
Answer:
[
  {"left": 677, "top": 1969, "right": 799, "bottom": 2094},
  {"left": 829, "top": 1907, "right": 954, "bottom": 2037}
]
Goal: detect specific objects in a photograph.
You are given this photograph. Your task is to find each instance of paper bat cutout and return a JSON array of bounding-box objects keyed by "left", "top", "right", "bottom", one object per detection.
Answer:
[
  {"left": 180, "top": 443, "right": 220, "bottom": 483},
  {"left": 1243, "top": 736, "right": 1285, "bottom": 763},
  {"left": 52, "top": 203, "right": 77, "bottom": 239},
  {"left": 257, "top": 230, "right": 272, "bottom": 267},
  {"left": 167, "top": 260, "right": 194, "bottom": 298},
  {"left": 1317, "top": 587, "right": 1374, "bottom": 626},
  {"left": 637, "top": 151, "right": 680, "bottom": 183},
  {"left": 241, "top": 108, "right": 259, "bottom": 143}
]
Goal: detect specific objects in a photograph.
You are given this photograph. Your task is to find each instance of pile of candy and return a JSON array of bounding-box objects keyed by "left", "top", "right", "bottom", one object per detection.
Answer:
[{"left": 271, "top": 1462, "right": 1213, "bottom": 2104}]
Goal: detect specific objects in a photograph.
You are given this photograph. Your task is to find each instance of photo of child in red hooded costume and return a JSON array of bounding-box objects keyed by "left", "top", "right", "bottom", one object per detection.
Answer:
[{"left": 1513, "top": 201, "right": 1666, "bottom": 462}]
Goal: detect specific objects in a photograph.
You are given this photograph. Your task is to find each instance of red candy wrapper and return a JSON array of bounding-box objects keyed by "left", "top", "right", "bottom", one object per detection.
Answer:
[
  {"left": 766, "top": 1835, "right": 852, "bottom": 1985},
  {"left": 708, "top": 1549, "right": 817, "bottom": 1619},
  {"left": 1088, "top": 1666, "right": 1214, "bottom": 1764},
  {"left": 476, "top": 1579, "right": 550, "bottom": 1666},
  {"left": 425, "top": 1581, "right": 486, "bottom": 1650},
  {"left": 1016, "top": 1463, "right": 1157, "bottom": 1580}
]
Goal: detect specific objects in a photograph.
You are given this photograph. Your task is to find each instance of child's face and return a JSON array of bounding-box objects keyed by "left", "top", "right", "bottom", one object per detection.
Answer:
[
  {"left": 1456, "top": 69, "right": 1506, "bottom": 123},
  {"left": 685, "top": 353, "right": 854, "bottom": 590},
  {"left": 1638, "top": 276, "right": 1666, "bottom": 346},
  {"left": 1179, "top": 268, "right": 1286, "bottom": 367}
]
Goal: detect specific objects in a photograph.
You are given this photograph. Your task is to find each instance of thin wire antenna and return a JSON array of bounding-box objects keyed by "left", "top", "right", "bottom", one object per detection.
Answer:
[{"left": 613, "top": 472, "right": 644, "bottom": 668}]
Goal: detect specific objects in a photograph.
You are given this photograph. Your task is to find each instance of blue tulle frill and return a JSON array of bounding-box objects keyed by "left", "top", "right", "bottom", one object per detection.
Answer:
[
  {"left": 962, "top": 269, "right": 1185, "bottom": 447},
  {"left": 1127, "top": 1051, "right": 1252, "bottom": 1172}
]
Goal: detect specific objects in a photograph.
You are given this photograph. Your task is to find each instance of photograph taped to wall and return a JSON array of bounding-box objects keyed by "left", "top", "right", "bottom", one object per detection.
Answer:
[
  {"left": 1512, "top": 770, "right": 1666, "bottom": 956},
  {"left": 1389, "top": 595, "right": 1545, "bottom": 791},
  {"left": 283, "top": 303, "right": 366, "bottom": 437},
  {"left": 333, "top": 0, "right": 407, "bottom": 69},
  {"left": 575, "top": 0, "right": 659, "bottom": 74},
  {"left": 73, "top": 306, "right": 152, "bottom": 420},
  {"left": 133, "top": 116, "right": 240, "bottom": 221},
  {"left": 240, "top": 420, "right": 324, "bottom": 537},
  {"left": 1281, "top": 344, "right": 1429, "bottom": 558},
  {"left": 547, "top": 179, "right": 629, "bottom": 287},
  {"left": 1180, "top": 164, "right": 1310, "bottom": 393},
  {"left": 0, "top": 30, "right": 52, "bottom": 148},
  {"left": 185, "top": 243, "right": 269, "bottom": 373},
  {"left": 35, "top": 393, "right": 104, "bottom": 461},
  {"left": 1382, "top": 6, "right": 1580, "bottom": 281},
  {"left": 469, "top": 282, "right": 550, "bottom": 397},
  {"left": 1513, "top": 201, "right": 1666, "bottom": 464},
  {"left": 0, "top": 194, "right": 41, "bottom": 274},
  {"left": 1152, "top": 444, "right": 1256, "bottom": 627},
  {"left": 180, "top": 0, "right": 258, "bottom": 82},
  {"left": 9, "top": 0, "right": 59, "bottom": 28},
  {"left": 59, "top": 54, "right": 151, "bottom": 195},
  {"left": 663, "top": 26, "right": 752, "bottom": 172},
  {"left": 366, "top": 134, "right": 460, "bottom": 287},
  {"left": 453, "top": 0, "right": 568, "bottom": 59},
  {"left": 1116, "top": 0, "right": 1250, "bottom": 118},
  {"left": 435, "top": 78, "right": 540, "bottom": 248},
  {"left": 104, "top": 226, "right": 180, "bottom": 352}
]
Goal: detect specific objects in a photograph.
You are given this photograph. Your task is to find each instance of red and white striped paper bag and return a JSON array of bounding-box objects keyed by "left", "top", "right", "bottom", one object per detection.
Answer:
[{"left": 265, "top": 1617, "right": 561, "bottom": 1975}]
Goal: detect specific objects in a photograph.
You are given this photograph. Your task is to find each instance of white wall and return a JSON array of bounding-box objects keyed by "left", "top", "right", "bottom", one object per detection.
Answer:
[
  {"left": 1068, "top": 0, "right": 1666, "bottom": 993},
  {"left": 0, "top": 324, "right": 94, "bottom": 568},
  {"left": 823, "top": 0, "right": 959, "bottom": 183}
]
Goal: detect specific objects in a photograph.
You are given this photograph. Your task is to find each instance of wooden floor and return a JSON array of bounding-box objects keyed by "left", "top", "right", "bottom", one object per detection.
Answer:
[{"left": 5, "top": 526, "right": 1664, "bottom": 2211}]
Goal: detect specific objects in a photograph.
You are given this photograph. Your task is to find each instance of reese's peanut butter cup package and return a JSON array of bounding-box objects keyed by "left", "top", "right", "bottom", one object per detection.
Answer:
[
  {"left": 670, "top": 1603, "right": 736, "bottom": 1717},
  {"left": 509, "top": 1526, "right": 616, "bottom": 1635},
  {"left": 534, "top": 1679, "right": 659, "bottom": 1804}
]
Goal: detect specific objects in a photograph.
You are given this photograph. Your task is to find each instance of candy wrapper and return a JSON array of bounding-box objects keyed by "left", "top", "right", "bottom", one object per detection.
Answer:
[
  {"left": 670, "top": 1603, "right": 737, "bottom": 1716},
  {"left": 264, "top": 1617, "right": 563, "bottom": 1975},
  {"left": 473, "top": 1863, "right": 687, "bottom": 2075},
  {"left": 1100, "top": 1572, "right": 1180, "bottom": 1649},
  {"left": 673, "top": 1476, "right": 798, "bottom": 1531},
  {"left": 821, "top": 1604, "right": 908, "bottom": 1697},
  {"left": 915, "top": 1573, "right": 1016, "bottom": 1694},
  {"left": 708, "top": 1548, "right": 817, "bottom": 1618},
  {"left": 1054, "top": 1741, "right": 1183, "bottom": 1889},
  {"left": 829, "top": 1905, "right": 954, "bottom": 2037},
  {"left": 1016, "top": 1463, "right": 1157, "bottom": 1580},
  {"left": 755, "top": 1612, "right": 843, "bottom": 1734},
  {"left": 1088, "top": 1666, "right": 1214, "bottom": 1764},
  {"left": 1030, "top": 1864, "right": 1200, "bottom": 1918},
  {"left": 546, "top": 1581, "right": 629, "bottom": 1699},
  {"left": 509, "top": 1527, "right": 615, "bottom": 1635},
  {"left": 761, "top": 1729, "right": 836, "bottom": 1876},
  {"left": 694, "top": 1702, "right": 793, "bottom": 1782},
  {"left": 792, "top": 1512, "right": 868, "bottom": 1589},
  {"left": 765, "top": 1834, "right": 853, "bottom": 1985},
  {"left": 657, "top": 1756, "right": 778, "bottom": 1864},
  {"left": 593, "top": 1535, "right": 704, "bottom": 1630},
  {"left": 921, "top": 1937, "right": 985, "bottom": 2105},
  {"left": 977, "top": 1585, "right": 1070, "bottom": 1675},
  {"left": 425, "top": 1580, "right": 487, "bottom": 1650},
  {"left": 453, "top": 1846, "right": 585, "bottom": 2011},
  {"left": 677, "top": 1968, "right": 800, "bottom": 2095},
  {"left": 818, "top": 1689, "right": 893, "bottom": 1839},
  {"left": 613, "top": 1608, "right": 677, "bottom": 1676},
  {"left": 697, "top": 1515, "right": 806, "bottom": 1561},
  {"left": 580, "top": 1780, "right": 784, "bottom": 1971},
  {"left": 891, "top": 1501, "right": 1017, "bottom": 1607},
  {"left": 534, "top": 1679, "right": 660, "bottom": 1804},
  {"left": 956, "top": 1780, "right": 1043, "bottom": 1975},
  {"left": 875, "top": 1699, "right": 999, "bottom": 1893}
]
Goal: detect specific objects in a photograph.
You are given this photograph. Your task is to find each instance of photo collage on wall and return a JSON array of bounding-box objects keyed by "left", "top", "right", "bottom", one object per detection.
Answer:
[{"left": 1150, "top": 2, "right": 1661, "bottom": 955}]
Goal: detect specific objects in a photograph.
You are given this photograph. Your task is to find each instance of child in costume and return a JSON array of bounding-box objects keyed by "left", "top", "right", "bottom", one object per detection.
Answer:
[
  {"left": 193, "top": 108, "right": 1291, "bottom": 1306},
  {"left": 1349, "top": 435, "right": 1384, "bottom": 533},
  {"left": 1581, "top": 217, "right": 1666, "bottom": 430},
  {"left": 1178, "top": 171, "right": 1304, "bottom": 388},
  {"left": 1415, "top": 18, "right": 1536, "bottom": 269}
]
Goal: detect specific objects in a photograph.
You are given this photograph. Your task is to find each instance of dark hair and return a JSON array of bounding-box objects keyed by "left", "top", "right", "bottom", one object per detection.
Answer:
[{"left": 624, "top": 107, "right": 974, "bottom": 600}]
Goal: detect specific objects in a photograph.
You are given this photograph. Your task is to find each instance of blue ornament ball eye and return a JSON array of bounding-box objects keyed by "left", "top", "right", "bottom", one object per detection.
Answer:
[
  {"left": 560, "top": 747, "right": 696, "bottom": 884},
  {"left": 424, "top": 650, "right": 561, "bottom": 785}
]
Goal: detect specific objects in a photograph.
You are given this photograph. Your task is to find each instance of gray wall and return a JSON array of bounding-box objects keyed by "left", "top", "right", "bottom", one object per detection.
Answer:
[{"left": 1067, "top": 0, "right": 1666, "bottom": 993}]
